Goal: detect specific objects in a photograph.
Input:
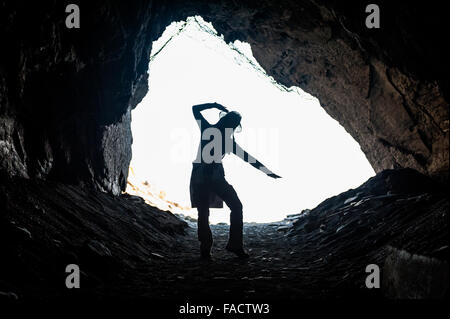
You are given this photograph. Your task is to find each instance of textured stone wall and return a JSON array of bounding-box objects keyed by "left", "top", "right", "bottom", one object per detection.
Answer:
[
  {"left": 0, "top": 1, "right": 157, "bottom": 194},
  {"left": 0, "top": 0, "right": 448, "bottom": 195}
]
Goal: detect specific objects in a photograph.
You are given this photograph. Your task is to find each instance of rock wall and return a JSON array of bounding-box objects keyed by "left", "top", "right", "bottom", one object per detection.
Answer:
[
  {"left": 0, "top": 0, "right": 448, "bottom": 195},
  {"left": 0, "top": 1, "right": 156, "bottom": 194}
]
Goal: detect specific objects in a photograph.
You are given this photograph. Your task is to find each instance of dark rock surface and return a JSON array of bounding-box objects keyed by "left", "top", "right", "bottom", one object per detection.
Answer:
[
  {"left": 0, "top": 1, "right": 448, "bottom": 196},
  {"left": 1, "top": 169, "right": 447, "bottom": 300},
  {"left": 0, "top": 172, "right": 187, "bottom": 300},
  {"left": 383, "top": 247, "right": 448, "bottom": 299}
]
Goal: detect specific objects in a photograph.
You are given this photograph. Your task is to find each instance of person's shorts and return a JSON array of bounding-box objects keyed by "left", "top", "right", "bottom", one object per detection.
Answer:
[{"left": 190, "top": 163, "right": 225, "bottom": 208}]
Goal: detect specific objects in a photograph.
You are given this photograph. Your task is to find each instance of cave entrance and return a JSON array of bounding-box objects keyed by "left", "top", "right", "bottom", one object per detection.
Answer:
[{"left": 126, "top": 16, "right": 375, "bottom": 224}]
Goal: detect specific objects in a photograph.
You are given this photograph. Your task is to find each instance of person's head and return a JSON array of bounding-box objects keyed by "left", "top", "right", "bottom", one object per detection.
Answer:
[{"left": 217, "top": 111, "right": 242, "bottom": 134}]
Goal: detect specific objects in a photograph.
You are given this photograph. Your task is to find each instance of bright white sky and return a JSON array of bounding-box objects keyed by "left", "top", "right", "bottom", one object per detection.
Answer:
[{"left": 129, "top": 17, "right": 375, "bottom": 223}]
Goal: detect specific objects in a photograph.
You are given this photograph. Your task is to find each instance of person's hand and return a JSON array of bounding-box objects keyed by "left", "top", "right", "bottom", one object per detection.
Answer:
[
  {"left": 214, "top": 103, "right": 228, "bottom": 113},
  {"left": 267, "top": 173, "right": 282, "bottom": 179}
]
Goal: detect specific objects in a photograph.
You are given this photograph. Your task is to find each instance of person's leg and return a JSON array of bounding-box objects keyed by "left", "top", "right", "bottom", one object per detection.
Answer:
[
  {"left": 197, "top": 205, "right": 213, "bottom": 255},
  {"left": 197, "top": 187, "right": 213, "bottom": 258},
  {"left": 191, "top": 166, "right": 213, "bottom": 258},
  {"left": 212, "top": 178, "right": 248, "bottom": 257}
]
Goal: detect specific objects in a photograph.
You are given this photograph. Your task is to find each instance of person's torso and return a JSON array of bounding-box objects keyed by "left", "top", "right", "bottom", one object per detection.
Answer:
[{"left": 193, "top": 123, "right": 233, "bottom": 165}]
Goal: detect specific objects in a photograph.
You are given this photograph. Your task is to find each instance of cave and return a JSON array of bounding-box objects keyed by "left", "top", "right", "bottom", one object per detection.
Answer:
[
  {"left": 0, "top": 0, "right": 448, "bottom": 307},
  {"left": 127, "top": 15, "right": 376, "bottom": 224}
]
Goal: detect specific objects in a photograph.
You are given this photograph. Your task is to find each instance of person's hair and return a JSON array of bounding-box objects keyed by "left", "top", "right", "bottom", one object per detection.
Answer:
[{"left": 216, "top": 111, "right": 242, "bottom": 131}]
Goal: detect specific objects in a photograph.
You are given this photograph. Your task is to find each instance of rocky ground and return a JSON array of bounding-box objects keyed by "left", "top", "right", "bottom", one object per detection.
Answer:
[
  {"left": 121, "top": 169, "right": 449, "bottom": 301},
  {"left": 0, "top": 169, "right": 448, "bottom": 303}
]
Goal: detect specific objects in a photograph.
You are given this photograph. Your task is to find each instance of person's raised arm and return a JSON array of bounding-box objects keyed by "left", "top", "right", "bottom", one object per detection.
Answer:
[
  {"left": 192, "top": 103, "right": 228, "bottom": 127},
  {"left": 233, "top": 141, "right": 281, "bottom": 178}
]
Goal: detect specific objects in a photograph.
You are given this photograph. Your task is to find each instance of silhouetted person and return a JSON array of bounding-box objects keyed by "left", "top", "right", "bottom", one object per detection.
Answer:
[{"left": 190, "top": 102, "right": 281, "bottom": 259}]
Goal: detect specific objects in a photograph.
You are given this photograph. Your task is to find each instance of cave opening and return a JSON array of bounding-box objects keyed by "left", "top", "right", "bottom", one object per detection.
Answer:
[
  {"left": 126, "top": 16, "right": 375, "bottom": 223},
  {"left": 1, "top": 2, "right": 448, "bottom": 302}
]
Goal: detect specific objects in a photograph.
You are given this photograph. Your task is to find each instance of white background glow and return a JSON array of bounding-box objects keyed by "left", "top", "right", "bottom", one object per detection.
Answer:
[{"left": 129, "top": 17, "right": 375, "bottom": 224}]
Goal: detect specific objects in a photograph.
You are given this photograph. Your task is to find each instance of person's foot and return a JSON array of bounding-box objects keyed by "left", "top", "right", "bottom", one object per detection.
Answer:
[
  {"left": 200, "top": 241, "right": 213, "bottom": 259},
  {"left": 200, "top": 252, "right": 212, "bottom": 260},
  {"left": 225, "top": 244, "right": 250, "bottom": 258}
]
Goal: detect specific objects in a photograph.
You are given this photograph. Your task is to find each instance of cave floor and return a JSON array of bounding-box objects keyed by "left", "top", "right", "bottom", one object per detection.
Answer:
[
  {"left": 0, "top": 170, "right": 448, "bottom": 302},
  {"left": 120, "top": 221, "right": 381, "bottom": 300},
  {"left": 111, "top": 193, "right": 448, "bottom": 301}
]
